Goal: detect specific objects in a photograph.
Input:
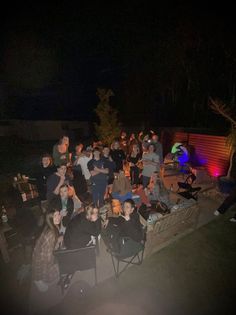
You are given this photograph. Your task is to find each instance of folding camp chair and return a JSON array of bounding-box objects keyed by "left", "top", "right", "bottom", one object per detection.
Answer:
[
  {"left": 103, "top": 226, "right": 147, "bottom": 278},
  {"left": 177, "top": 173, "right": 201, "bottom": 201},
  {"left": 53, "top": 245, "right": 97, "bottom": 294}
]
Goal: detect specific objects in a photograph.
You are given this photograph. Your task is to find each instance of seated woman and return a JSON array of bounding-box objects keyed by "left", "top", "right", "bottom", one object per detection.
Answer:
[
  {"left": 112, "top": 170, "right": 133, "bottom": 203},
  {"left": 31, "top": 210, "right": 63, "bottom": 292},
  {"left": 102, "top": 199, "right": 143, "bottom": 252},
  {"left": 147, "top": 171, "right": 172, "bottom": 208},
  {"left": 64, "top": 205, "right": 101, "bottom": 249}
]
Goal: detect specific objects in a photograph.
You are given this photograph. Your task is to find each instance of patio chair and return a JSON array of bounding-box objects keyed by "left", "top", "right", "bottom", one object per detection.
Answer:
[
  {"left": 53, "top": 245, "right": 97, "bottom": 294},
  {"left": 103, "top": 225, "right": 147, "bottom": 279},
  {"left": 177, "top": 173, "right": 201, "bottom": 201}
]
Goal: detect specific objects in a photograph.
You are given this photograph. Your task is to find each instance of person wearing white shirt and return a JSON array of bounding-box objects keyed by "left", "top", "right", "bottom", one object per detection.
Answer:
[{"left": 74, "top": 147, "right": 92, "bottom": 184}]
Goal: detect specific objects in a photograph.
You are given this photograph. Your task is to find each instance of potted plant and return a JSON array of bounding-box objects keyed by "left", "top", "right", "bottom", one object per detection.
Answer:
[{"left": 210, "top": 97, "right": 236, "bottom": 193}]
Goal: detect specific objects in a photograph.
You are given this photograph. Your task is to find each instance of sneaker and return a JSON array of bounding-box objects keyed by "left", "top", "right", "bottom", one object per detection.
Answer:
[
  {"left": 214, "top": 210, "right": 220, "bottom": 216},
  {"left": 229, "top": 217, "right": 236, "bottom": 223}
]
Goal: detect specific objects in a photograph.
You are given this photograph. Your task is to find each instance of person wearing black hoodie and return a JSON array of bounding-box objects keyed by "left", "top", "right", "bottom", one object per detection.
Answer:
[
  {"left": 102, "top": 199, "right": 143, "bottom": 253},
  {"left": 64, "top": 206, "right": 101, "bottom": 249}
]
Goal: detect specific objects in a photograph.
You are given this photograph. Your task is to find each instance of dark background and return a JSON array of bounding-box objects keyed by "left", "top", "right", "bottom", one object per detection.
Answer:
[{"left": 0, "top": 1, "right": 235, "bottom": 131}]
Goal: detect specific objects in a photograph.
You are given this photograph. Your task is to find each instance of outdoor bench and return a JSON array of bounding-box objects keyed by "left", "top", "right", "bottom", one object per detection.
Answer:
[{"left": 139, "top": 197, "right": 200, "bottom": 257}]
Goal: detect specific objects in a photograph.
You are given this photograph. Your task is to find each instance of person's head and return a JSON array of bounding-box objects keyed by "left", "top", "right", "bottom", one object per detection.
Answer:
[
  {"left": 59, "top": 184, "right": 69, "bottom": 199},
  {"left": 75, "top": 143, "right": 83, "bottom": 154},
  {"left": 130, "top": 133, "right": 135, "bottom": 140},
  {"left": 131, "top": 144, "right": 139, "bottom": 154},
  {"left": 113, "top": 141, "right": 120, "bottom": 150},
  {"left": 45, "top": 209, "right": 61, "bottom": 234},
  {"left": 103, "top": 145, "right": 110, "bottom": 157},
  {"left": 41, "top": 153, "right": 53, "bottom": 168},
  {"left": 120, "top": 131, "right": 126, "bottom": 139},
  {"left": 148, "top": 143, "right": 155, "bottom": 153},
  {"left": 93, "top": 147, "right": 101, "bottom": 159},
  {"left": 118, "top": 169, "right": 126, "bottom": 178},
  {"left": 60, "top": 135, "right": 69, "bottom": 146},
  {"left": 56, "top": 163, "right": 67, "bottom": 176},
  {"left": 123, "top": 199, "right": 135, "bottom": 216},
  {"left": 85, "top": 205, "right": 99, "bottom": 222},
  {"left": 152, "top": 134, "right": 159, "bottom": 142}
]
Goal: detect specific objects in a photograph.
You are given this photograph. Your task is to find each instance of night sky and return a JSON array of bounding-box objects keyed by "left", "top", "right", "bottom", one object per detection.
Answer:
[{"left": 0, "top": 2, "right": 236, "bottom": 130}]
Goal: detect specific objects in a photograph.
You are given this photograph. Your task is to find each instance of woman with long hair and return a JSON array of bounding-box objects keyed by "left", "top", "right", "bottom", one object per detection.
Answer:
[{"left": 31, "top": 210, "right": 62, "bottom": 292}]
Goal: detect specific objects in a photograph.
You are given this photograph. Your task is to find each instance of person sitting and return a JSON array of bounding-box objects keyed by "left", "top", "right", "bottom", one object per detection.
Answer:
[
  {"left": 147, "top": 171, "right": 172, "bottom": 208},
  {"left": 31, "top": 210, "right": 63, "bottom": 293},
  {"left": 151, "top": 134, "right": 163, "bottom": 166},
  {"left": 64, "top": 205, "right": 101, "bottom": 249},
  {"left": 102, "top": 199, "right": 143, "bottom": 252},
  {"left": 53, "top": 135, "right": 70, "bottom": 167},
  {"left": 112, "top": 170, "right": 133, "bottom": 203},
  {"left": 49, "top": 184, "right": 75, "bottom": 234},
  {"left": 46, "top": 163, "right": 71, "bottom": 202}
]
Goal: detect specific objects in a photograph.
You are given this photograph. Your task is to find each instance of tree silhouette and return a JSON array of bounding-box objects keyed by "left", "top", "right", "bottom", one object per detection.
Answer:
[{"left": 94, "top": 88, "right": 121, "bottom": 144}]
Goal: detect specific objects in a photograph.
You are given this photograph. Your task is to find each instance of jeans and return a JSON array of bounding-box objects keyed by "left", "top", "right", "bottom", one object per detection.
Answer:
[
  {"left": 217, "top": 187, "right": 236, "bottom": 217},
  {"left": 112, "top": 192, "right": 133, "bottom": 203},
  {"left": 91, "top": 181, "right": 107, "bottom": 208},
  {"left": 142, "top": 175, "right": 150, "bottom": 188},
  {"left": 130, "top": 166, "right": 140, "bottom": 185}
]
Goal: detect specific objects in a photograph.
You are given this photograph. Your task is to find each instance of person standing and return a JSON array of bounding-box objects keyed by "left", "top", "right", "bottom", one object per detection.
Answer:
[
  {"left": 102, "top": 145, "right": 116, "bottom": 199},
  {"left": 87, "top": 147, "right": 109, "bottom": 208},
  {"left": 127, "top": 144, "right": 142, "bottom": 186},
  {"left": 110, "top": 140, "right": 126, "bottom": 173},
  {"left": 151, "top": 134, "right": 163, "bottom": 165},
  {"left": 142, "top": 144, "right": 160, "bottom": 188},
  {"left": 52, "top": 135, "right": 70, "bottom": 167}
]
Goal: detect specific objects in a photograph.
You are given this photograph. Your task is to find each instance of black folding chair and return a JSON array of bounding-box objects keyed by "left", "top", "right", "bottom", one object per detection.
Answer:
[
  {"left": 53, "top": 245, "right": 97, "bottom": 294},
  {"left": 104, "top": 226, "right": 147, "bottom": 279},
  {"left": 177, "top": 173, "right": 201, "bottom": 201}
]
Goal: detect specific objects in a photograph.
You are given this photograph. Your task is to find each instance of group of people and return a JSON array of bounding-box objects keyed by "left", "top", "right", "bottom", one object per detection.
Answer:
[
  {"left": 27, "top": 130, "right": 169, "bottom": 294},
  {"left": 18, "top": 129, "right": 236, "bottom": 308}
]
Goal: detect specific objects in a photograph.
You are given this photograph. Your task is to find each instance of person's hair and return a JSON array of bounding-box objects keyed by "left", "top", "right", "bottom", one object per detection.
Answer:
[
  {"left": 60, "top": 134, "right": 69, "bottom": 140},
  {"left": 123, "top": 198, "right": 135, "bottom": 209},
  {"left": 85, "top": 205, "right": 97, "bottom": 217},
  {"left": 93, "top": 147, "right": 100, "bottom": 153},
  {"left": 41, "top": 210, "right": 60, "bottom": 243},
  {"left": 147, "top": 143, "right": 156, "bottom": 151},
  {"left": 57, "top": 162, "right": 67, "bottom": 169},
  {"left": 41, "top": 153, "right": 53, "bottom": 166},
  {"left": 59, "top": 184, "right": 69, "bottom": 191}
]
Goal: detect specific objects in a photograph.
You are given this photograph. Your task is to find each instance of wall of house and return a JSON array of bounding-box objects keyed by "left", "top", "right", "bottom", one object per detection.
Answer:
[{"left": 173, "top": 131, "right": 231, "bottom": 177}]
